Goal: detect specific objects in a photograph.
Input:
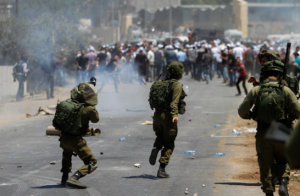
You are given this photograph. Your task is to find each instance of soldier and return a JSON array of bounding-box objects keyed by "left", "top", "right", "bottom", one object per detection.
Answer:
[
  {"left": 55, "top": 78, "right": 99, "bottom": 188},
  {"left": 148, "top": 62, "right": 186, "bottom": 178},
  {"left": 238, "top": 60, "right": 300, "bottom": 196}
]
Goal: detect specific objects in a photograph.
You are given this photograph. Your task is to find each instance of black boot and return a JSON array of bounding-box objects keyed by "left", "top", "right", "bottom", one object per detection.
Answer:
[
  {"left": 149, "top": 147, "right": 159, "bottom": 165},
  {"left": 61, "top": 172, "right": 68, "bottom": 185},
  {"left": 279, "top": 177, "right": 289, "bottom": 196},
  {"left": 157, "top": 163, "right": 170, "bottom": 178},
  {"left": 66, "top": 171, "right": 87, "bottom": 189},
  {"left": 266, "top": 193, "right": 274, "bottom": 196}
]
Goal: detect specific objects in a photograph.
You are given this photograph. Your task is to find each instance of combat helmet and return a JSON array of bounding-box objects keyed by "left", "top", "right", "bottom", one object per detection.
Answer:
[
  {"left": 167, "top": 61, "right": 184, "bottom": 76},
  {"left": 258, "top": 50, "right": 280, "bottom": 63},
  {"left": 261, "top": 60, "right": 284, "bottom": 77}
]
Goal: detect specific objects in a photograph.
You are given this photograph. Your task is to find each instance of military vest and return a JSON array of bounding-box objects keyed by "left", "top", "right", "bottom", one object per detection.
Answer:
[
  {"left": 149, "top": 79, "right": 186, "bottom": 115},
  {"left": 15, "top": 61, "right": 25, "bottom": 74}
]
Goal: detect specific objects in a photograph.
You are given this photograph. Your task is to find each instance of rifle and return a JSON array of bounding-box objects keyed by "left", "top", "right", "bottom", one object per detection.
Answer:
[{"left": 283, "top": 42, "right": 291, "bottom": 80}]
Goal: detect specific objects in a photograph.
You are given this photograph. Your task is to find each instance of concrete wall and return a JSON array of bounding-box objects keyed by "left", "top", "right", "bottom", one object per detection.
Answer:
[
  {"left": 232, "top": 0, "right": 248, "bottom": 38},
  {"left": 0, "top": 66, "right": 27, "bottom": 99}
]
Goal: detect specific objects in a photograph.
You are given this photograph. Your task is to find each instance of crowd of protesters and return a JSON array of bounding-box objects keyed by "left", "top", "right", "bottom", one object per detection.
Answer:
[{"left": 13, "top": 37, "right": 300, "bottom": 100}]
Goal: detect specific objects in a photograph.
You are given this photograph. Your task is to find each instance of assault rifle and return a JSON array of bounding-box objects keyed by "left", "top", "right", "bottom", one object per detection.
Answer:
[{"left": 283, "top": 42, "right": 291, "bottom": 80}]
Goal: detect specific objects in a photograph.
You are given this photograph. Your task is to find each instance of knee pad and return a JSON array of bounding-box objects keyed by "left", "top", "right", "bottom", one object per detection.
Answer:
[{"left": 88, "top": 161, "right": 98, "bottom": 174}]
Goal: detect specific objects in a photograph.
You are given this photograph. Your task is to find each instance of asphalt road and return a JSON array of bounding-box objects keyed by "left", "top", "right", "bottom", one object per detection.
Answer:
[{"left": 0, "top": 76, "right": 249, "bottom": 196}]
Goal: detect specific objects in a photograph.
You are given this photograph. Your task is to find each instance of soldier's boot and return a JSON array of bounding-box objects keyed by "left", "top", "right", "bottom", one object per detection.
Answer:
[
  {"left": 149, "top": 147, "right": 159, "bottom": 165},
  {"left": 157, "top": 164, "right": 170, "bottom": 178},
  {"left": 278, "top": 178, "right": 289, "bottom": 196},
  {"left": 66, "top": 171, "right": 87, "bottom": 189},
  {"left": 265, "top": 193, "right": 274, "bottom": 196},
  {"left": 61, "top": 172, "right": 69, "bottom": 185}
]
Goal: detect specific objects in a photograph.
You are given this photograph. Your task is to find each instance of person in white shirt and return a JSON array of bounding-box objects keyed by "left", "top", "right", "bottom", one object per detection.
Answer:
[
  {"left": 147, "top": 46, "right": 155, "bottom": 82},
  {"left": 210, "top": 42, "right": 220, "bottom": 76},
  {"left": 233, "top": 42, "right": 244, "bottom": 62}
]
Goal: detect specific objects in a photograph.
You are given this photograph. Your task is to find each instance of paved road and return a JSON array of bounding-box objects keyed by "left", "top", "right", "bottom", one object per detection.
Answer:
[{"left": 0, "top": 76, "right": 257, "bottom": 196}]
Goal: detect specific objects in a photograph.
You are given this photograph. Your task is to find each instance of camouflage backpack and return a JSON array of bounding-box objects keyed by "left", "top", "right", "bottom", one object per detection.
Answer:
[
  {"left": 149, "top": 79, "right": 186, "bottom": 115},
  {"left": 256, "top": 82, "right": 286, "bottom": 124},
  {"left": 53, "top": 99, "right": 85, "bottom": 135}
]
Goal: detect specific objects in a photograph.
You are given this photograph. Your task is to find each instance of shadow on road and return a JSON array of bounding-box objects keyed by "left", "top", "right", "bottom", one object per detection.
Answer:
[
  {"left": 32, "top": 184, "right": 68, "bottom": 189},
  {"left": 215, "top": 182, "right": 261, "bottom": 186},
  {"left": 122, "top": 174, "right": 157, "bottom": 180}
]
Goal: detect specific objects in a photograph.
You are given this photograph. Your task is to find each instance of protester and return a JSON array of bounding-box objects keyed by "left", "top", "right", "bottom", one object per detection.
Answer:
[
  {"left": 98, "top": 54, "right": 119, "bottom": 93},
  {"left": 86, "top": 46, "right": 97, "bottom": 78},
  {"left": 202, "top": 48, "right": 213, "bottom": 84},
  {"left": 231, "top": 57, "right": 248, "bottom": 96},
  {"left": 220, "top": 48, "right": 229, "bottom": 83},
  {"left": 244, "top": 46, "right": 255, "bottom": 76},
  {"left": 135, "top": 49, "right": 148, "bottom": 85},
  {"left": 76, "top": 50, "right": 90, "bottom": 83},
  {"left": 227, "top": 49, "right": 236, "bottom": 86}
]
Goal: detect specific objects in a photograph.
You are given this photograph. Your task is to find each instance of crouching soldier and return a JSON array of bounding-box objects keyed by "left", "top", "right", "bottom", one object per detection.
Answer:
[{"left": 53, "top": 77, "right": 99, "bottom": 188}]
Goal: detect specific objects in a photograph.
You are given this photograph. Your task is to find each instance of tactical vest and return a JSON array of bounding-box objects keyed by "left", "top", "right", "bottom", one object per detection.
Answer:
[
  {"left": 15, "top": 61, "right": 25, "bottom": 74},
  {"left": 149, "top": 79, "right": 186, "bottom": 115},
  {"left": 256, "top": 82, "right": 286, "bottom": 124}
]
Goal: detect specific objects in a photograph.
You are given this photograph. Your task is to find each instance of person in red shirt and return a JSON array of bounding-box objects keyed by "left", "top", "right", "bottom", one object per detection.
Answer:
[{"left": 231, "top": 57, "right": 248, "bottom": 96}]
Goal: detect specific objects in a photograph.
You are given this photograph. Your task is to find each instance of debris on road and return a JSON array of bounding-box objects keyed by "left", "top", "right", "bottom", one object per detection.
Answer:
[
  {"left": 215, "top": 153, "right": 225, "bottom": 157},
  {"left": 193, "top": 193, "right": 198, "bottom": 196},
  {"left": 17, "top": 166, "right": 22, "bottom": 168},
  {"left": 185, "top": 190, "right": 188, "bottom": 194},
  {"left": 245, "top": 128, "right": 257, "bottom": 133},
  {"left": 134, "top": 163, "right": 141, "bottom": 168},
  {"left": 194, "top": 106, "right": 202, "bottom": 109},
  {"left": 191, "top": 157, "right": 195, "bottom": 159},
  {"left": 50, "top": 161, "right": 56, "bottom": 165},
  {"left": 100, "top": 152, "right": 103, "bottom": 155},
  {"left": 214, "top": 125, "right": 220, "bottom": 128},
  {"left": 184, "top": 151, "right": 196, "bottom": 155},
  {"left": 26, "top": 107, "right": 55, "bottom": 118},
  {"left": 46, "top": 126, "right": 101, "bottom": 137},
  {"left": 202, "top": 184, "right": 205, "bottom": 187},
  {"left": 47, "top": 105, "right": 56, "bottom": 110},
  {"left": 142, "top": 121, "right": 153, "bottom": 125},
  {"left": 119, "top": 137, "right": 125, "bottom": 141},
  {"left": 189, "top": 119, "right": 192, "bottom": 122},
  {"left": 1, "top": 167, "right": 3, "bottom": 169}
]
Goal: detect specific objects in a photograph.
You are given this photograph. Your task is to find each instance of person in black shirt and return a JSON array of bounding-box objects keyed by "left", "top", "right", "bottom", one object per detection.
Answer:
[
  {"left": 98, "top": 55, "right": 119, "bottom": 93},
  {"left": 227, "top": 49, "right": 236, "bottom": 86},
  {"left": 76, "top": 50, "right": 90, "bottom": 83},
  {"left": 196, "top": 45, "right": 205, "bottom": 81},
  {"left": 220, "top": 48, "right": 229, "bottom": 83},
  {"left": 42, "top": 53, "right": 56, "bottom": 99}
]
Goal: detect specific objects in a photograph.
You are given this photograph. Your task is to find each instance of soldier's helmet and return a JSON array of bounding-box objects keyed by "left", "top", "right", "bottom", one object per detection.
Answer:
[
  {"left": 258, "top": 50, "right": 281, "bottom": 62},
  {"left": 167, "top": 62, "right": 185, "bottom": 76},
  {"left": 261, "top": 60, "right": 284, "bottom": 75}
]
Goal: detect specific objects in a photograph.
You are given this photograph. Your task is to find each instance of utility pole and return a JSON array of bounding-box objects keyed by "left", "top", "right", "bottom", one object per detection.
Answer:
[
  {"left": 169, "top": 0, "right": 172, "bottom": 43},
  {"left": 16, "top": 0, "right": 19, "bottom": 17},
  {"left": 112, "top": 1, "right": 115, "bottom": 43},
  {"left": 144, "top": 0, "right": 147, "bottom": 35}
]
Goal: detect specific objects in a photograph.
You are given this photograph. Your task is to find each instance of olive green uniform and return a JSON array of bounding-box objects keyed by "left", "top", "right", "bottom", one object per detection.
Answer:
[
  {"left": 60, "top": 83, "right": 99, "bottom": 177},
  {"left": 238, "top": 80, "right": 300, "bottom": 193},
  {"left": 60, "top": 106, "right": 99, "bottom": 176},
  {"left": 285, "top": 122, "right": 300, "bottom": 169},
  {"left": 153, "top": 80, "right": 182, "bottom": 165}
]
